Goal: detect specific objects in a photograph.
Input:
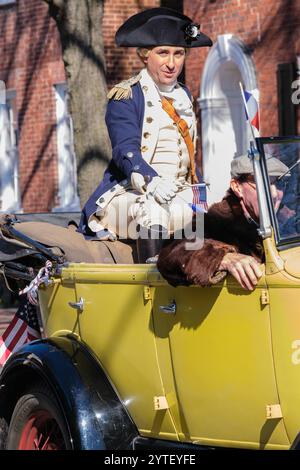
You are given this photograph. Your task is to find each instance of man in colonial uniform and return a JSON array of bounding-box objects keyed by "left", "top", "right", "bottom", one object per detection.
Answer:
[{"left": 78, "top": 8, "right": 213, "bottom": 262}]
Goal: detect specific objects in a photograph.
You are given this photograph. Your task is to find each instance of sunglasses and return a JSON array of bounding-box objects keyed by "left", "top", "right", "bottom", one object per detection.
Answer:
[{"left": 244, "top": 176, "right": 281, "bottom": 189}]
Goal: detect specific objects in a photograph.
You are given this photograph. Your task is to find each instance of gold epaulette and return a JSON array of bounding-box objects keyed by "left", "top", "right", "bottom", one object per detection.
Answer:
[{"left": 107, "top": 73, "right": 141, "bottom": 100}]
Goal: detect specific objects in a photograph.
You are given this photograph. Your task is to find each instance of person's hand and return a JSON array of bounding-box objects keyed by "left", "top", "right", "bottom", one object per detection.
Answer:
[
  {"left": 131, "top": 172, "right": 146, "bottom": 193},
  {"left": 146, "top": 177, "right": 178, "bottom": 204},
  {"left": 219, "top": 252, "right": 263, "bottom": 291}
]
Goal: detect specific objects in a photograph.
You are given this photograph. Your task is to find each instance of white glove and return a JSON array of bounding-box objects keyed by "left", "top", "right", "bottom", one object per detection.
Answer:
[
  {"left": 96, "top": 229, "right": 117, "bottom": 241},
  {"left": 146, "top": 177, "right": 178, "bottom": 204},
  {"left": 131, "top": 172, "right": 146, "bottom": 193}
]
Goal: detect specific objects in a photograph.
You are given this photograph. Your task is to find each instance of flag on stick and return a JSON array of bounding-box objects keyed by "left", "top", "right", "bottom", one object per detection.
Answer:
[
  {"left": 0, "top": 298, "right": 41, "bottom": 366},
  {"left": 239, "top": 83, "right": 260, "bottom": 138},
  {"left": 190, "top": 184, "right": 208, "bottom": 213}
]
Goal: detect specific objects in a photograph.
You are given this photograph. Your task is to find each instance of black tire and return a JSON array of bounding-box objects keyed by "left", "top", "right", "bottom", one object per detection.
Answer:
[{"left": 6, "top": 383, "right": 71, "bottom": 450}]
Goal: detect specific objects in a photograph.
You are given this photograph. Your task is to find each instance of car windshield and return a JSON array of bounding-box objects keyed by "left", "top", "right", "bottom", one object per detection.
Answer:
[{"left": 257, "top": 137, "right": 300, "bottom": 247}]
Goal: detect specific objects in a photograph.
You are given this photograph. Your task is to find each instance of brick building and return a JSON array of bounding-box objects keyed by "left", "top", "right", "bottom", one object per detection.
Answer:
[
  {"left": 185, "top": 0, "right": 300, "bottom": 202},
  {"left": 0, "top": 0, "right": 66, "bottom": 212},
  {"left": 0, "top": 0, "right": 299, "bottom": 211}
]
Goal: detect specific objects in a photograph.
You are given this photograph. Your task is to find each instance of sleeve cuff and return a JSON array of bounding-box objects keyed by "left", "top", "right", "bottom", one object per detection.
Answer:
[{"left": 121, "top": 153, "right": 158, "bottom": 181}]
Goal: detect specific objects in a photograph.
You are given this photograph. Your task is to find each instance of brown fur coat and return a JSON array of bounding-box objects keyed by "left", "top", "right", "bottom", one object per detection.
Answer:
[{"left": 157, "top": 191, "right": 264, "bottom": 287}]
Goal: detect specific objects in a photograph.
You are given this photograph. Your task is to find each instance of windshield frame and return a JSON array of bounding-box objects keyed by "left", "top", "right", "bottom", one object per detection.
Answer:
[{"left": 256, "top": 135, "right": 300, "bottom": 251}]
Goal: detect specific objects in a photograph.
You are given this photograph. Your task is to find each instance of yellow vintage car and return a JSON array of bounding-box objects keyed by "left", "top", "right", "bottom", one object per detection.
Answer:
[{"left": 0, "top": 136, "right": 300, "bottom": 451}]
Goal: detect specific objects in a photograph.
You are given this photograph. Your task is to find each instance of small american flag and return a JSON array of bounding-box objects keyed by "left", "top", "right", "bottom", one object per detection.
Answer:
[
  {"left": 190, "top": 184, "right": 208, "bottom": 213},
  {"left": 0, "top": 298, "right": 41, "bottom": 366}
]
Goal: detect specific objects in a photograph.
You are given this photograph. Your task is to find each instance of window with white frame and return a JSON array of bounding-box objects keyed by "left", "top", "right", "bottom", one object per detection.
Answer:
[
  {"left": 0, "top": 90, "right": 20, "bottom": 212},
  {"left": 0, "top": 1, "right": 16, "bottom": 6},
  {"left": 53, "top": 83, "right": 80, "bottom": 212}
]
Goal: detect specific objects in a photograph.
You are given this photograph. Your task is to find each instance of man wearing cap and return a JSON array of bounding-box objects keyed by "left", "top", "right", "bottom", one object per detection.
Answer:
[
  {"left": 78, "top": 8, "right": 212, "bottom": 262},
  {"left": 157, "top": 154, "right": 290, "bottom": 290}
]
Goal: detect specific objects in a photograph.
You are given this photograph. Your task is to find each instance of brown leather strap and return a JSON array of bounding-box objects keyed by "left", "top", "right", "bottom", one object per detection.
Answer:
[{"left": 161, "top": 96, "right": 199, "bottom": 184}]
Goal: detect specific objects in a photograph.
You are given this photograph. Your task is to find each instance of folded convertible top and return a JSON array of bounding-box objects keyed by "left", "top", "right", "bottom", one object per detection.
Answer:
[{"left": 0, "top": 213, "right": 136, "bottom": 266}]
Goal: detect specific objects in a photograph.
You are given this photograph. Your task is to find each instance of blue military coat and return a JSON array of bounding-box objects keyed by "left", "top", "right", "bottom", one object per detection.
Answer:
[{"left": 78, "top": 74, "right": 203, "bottom": 238}]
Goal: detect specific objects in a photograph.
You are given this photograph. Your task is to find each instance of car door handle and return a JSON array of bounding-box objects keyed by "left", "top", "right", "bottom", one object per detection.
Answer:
[
  {"left": 68, "top": 297, "right": 84, "bottom": 312},
  {"left": 159, "top": 300, "right": 176, "bottom": 315}
]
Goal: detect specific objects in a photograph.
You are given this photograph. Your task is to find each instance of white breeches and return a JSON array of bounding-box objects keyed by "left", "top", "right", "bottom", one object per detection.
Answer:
[{"left": 99, "top": 186, "right": 195, "bottom": 239}]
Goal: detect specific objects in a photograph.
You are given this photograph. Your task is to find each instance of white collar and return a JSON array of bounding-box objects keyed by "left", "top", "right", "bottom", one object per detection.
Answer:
[
  {"left": 142, "top": 68, "right": 178, "bottom": 93},
  {"left": 157, "top": 82, "right": 178, "bottom": 93}
]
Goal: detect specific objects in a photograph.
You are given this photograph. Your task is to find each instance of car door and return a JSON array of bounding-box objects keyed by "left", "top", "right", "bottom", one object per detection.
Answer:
[
  {"left": 152, "top": 274, "right": 290, "bottom": 449},
  {"left": 71, "top": 265, "right": 179, "bottom": 441}
]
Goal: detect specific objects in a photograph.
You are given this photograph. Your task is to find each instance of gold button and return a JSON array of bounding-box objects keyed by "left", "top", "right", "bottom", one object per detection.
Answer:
[
  {"left": 147, "top": 101, "right": 153, "bottom": 107},
  {"left": 142, "top": 86, "right": 148, "bottom": 92},
  {"left": 141, "top": 146, "right": 148, "bottom": 152},
  {"left": 178, "top": 139, "right": 182, "bottom": 145},
  {"left": 146, "top": 117, "right": 153, "bottom": 123},
  {"left": 143, "top": 132, "right": 150, "bottom": 139},
  {"left": 179, "top": 150, "right": 183, "bottom": 156}
]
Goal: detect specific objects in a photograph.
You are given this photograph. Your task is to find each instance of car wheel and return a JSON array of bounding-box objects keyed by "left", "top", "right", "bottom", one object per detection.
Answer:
[{"left": 6, "top": 383, "right": 71, "bottom": 450}]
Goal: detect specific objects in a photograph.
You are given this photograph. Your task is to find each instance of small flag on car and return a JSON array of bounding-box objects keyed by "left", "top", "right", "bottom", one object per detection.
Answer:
[
  {"left": 239, "top": 83, "right": 260, "bottom": 134},
  {"left": 0, "top": 298, "right": 41, "bottom": 367},
  {"left": 190, "top": 183, "right": 208, "bottom": 213}
]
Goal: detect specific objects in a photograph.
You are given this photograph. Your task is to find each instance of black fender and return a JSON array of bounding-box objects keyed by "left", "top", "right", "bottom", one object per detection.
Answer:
[{"left": 0, "top": 336, "right": 138, "bottom": 450}]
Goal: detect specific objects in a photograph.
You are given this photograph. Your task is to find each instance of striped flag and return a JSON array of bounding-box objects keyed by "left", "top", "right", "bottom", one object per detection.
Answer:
[
  {"left": 190, "top": 184, "right": 208, "bottom": 213},
  {"left": 242, "top": 89, "right": 260, "bottom": 132},
  {"left": 0, "top": 298, "right": 41, "bottom": 366}
]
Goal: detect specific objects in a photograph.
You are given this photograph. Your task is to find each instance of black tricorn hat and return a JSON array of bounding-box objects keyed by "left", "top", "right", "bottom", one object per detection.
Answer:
[{"left": 115, "top": 7, "right": 213, "bottom": 48}]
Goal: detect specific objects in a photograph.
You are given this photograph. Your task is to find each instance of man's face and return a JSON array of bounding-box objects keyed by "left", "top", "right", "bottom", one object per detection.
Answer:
[
  {"left": 144, "top": 46, "right": 186, "bottom": 86},
  {"left": 230, "top": 176, "right": 283, "bottom": 221}
]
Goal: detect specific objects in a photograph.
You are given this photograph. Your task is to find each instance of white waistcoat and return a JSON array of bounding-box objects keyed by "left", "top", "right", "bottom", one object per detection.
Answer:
[
  {"left": 150, "top": 102, "right": 190, "bottom": 179},
  {"left": 139, "top": 68, "right": 197, "bottom": 179}
]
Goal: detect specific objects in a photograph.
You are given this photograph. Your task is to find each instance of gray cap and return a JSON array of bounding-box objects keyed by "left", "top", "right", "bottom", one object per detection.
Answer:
[{"left": 230, "top": 154, "right": 290, "bottom": 178}]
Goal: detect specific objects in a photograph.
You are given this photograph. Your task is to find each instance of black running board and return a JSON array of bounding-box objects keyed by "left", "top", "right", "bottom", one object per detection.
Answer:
[{"left": 132, "top": 436, "right": 215, "bottom": 451}]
